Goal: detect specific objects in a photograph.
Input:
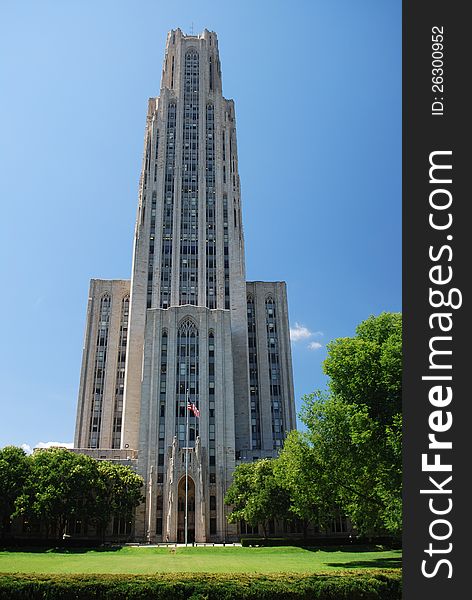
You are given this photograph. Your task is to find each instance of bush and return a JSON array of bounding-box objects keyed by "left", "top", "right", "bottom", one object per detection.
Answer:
[
  {"left": 240, "top": 536, "right": 401, "bottom": 549},
  {"left": 0, "top": 572, "right": 401, "bottom": 600}
]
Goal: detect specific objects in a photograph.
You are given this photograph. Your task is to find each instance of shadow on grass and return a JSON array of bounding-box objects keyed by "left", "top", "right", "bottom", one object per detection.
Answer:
[
  {"left": 299, "top": 545, "right": 401, "bottom": 553},
  {"left": 326, "top": 557, "right": 402, "bottom": 569},
  {"left": 0, "top": 546, "right": 123, "bottom": 554}
]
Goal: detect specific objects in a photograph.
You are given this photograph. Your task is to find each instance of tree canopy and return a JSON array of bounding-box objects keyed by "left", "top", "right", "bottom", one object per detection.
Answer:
[
  {"left": 94, "top": 461, "right": 144, "bottom": 539},
  {"left": 15, "top": 448, "right": 102, "bottom": 537},
  {"left": 323, "top": 312, "right": 402, "bottom": 423},
  {"left": 224, "top": 459, "right": 291, "bottom": 537},
  {"left": 0, "top": 447, "right": 144, "bottom": 539},
  {"left": 0, "top": 446, "right": 30, "bottom": 538},
  {"left": 312, "top": 312, "right": 402, "bottom": 533},
  {"left": 225, "top": 312, "right": 402, "bottom": 537},
  {"left": 294, "top": 392, "right": 402, "bottom": 535}
]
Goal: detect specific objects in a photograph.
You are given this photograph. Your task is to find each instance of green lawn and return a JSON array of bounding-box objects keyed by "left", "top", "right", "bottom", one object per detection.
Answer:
[{"left": 0, "top": 545, "right": 401, "bottom": 574}]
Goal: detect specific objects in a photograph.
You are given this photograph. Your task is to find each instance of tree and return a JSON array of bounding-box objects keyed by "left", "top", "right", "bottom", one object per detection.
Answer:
[
  {"left": 299, "top": 393, "right": 401, "bottom": 535},
  {"left": 2, "top": 446, "right": 144, "bottom": 541},
  {"left": 225, "top": 314, "right": 402, "bottom": 539},
  {"left": 15, "top": 448, "right": 100, "bottom": 538},
  {"left": 323, "top": 312, "right": 401, "bottom": 423},
  {"left": 93, "top": 461, "right": 144, "bottom": 540},
  {"left": 274, "top": 429, "right": 338, "bottom": 534},
  {"left": 0, "top": 446, "right": 30, "bottom": 538},
  {"left": 294, "top": 312, "right": 402, "bottom": 536},
  {"left": 376, "top": 413, "right": 402, "bottom": 533},
  {"left": 225, "top": 459, "right": 290, "bottom": 537}
]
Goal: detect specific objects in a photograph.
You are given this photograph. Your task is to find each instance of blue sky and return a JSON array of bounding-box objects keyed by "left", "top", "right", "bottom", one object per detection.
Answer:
[{"left": 0, "top": 0, "right": 401, "bottom": 449}]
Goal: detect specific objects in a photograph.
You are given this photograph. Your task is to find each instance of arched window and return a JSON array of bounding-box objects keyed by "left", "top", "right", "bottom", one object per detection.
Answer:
[{"left": 176, "top": 319, "right": 199, "bottom": 446}]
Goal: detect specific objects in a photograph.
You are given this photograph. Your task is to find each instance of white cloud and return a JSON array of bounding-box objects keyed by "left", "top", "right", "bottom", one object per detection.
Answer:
[
  {"left": 35, "top": 441, "right": 74, "bottom": 450},
  {"left": 290, "top": 323, "right": 313, "bottom": 342},
  {"left": 19, "top": 442, "right": 74, "bottom": 455},
  {"left": 290, "top": 324, "right": 324, "bottom": 349}
]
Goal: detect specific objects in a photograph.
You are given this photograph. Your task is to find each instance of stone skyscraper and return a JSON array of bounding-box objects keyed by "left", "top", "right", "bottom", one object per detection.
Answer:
[{"left": 74, "top": 29, "right": 295, "bottom": 543}]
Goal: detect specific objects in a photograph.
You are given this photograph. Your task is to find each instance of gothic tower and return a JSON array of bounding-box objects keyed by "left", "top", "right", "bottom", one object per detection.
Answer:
[{"left": 74, "top": 29, "right": 295, "bottom": 543}]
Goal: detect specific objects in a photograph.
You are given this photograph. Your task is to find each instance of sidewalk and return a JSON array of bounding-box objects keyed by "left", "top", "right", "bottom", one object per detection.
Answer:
[{"left": 125, "top": 542, "right": 242, "bottom": 548}]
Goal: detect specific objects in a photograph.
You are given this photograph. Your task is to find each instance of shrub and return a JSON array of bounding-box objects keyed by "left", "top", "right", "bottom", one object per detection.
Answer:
[
  {"left": 240, "top": 536, "right": 401, "bottom": 549},
  {"left": 0, "top": 572, "right": 401, "bottom": 600}
]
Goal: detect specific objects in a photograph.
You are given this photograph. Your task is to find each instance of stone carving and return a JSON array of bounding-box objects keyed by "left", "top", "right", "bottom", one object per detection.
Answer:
[
  {"left": 165, "top": 436, "right": 178, "bottom": 540},
  {"left": 195, "top": 436, "right": 205, "bottom": 536}
]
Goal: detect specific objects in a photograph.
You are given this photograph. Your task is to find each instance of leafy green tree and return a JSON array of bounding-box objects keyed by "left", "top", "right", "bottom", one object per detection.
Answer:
[
  {"left": 225, "top": 314, "right": 402, "bottom": 538},
  {"left": 323, "top": 312, "right": 401, "bottom": 423},
  {"left": 15, "top": 448, "right": 100, "bottom": 538},
  {"left": 93, "top": 461, "right": 144, "bottom": 540},
  {"left": 293, "top": 312, "right": 402, "bottom": 536},
  {"left": 0, "top": 446, "right": 30, "bottom": 538},
  {"left": 274, "top": 427, "right": 340, "bottom": 534},
  {"left": 376, "top": 413, "right": 402, "bottom": 533},
  {"left": 225, "top": 459, "right": 290, "bottom": 537},
  {"left": 299, "top": 393, "right": 401, "bottom": 535}
]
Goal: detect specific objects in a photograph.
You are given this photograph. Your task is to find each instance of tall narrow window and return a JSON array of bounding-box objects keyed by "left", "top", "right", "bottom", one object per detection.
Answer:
[
  {"left": 88, "top": 294, "right": 111, "bottom": 448},
  {"left": 223, "top": 195, "right": 230, "bottom": 309},
  {"left": 147, "top": 191, "right": 157, "bottom": 308},
  {"left": 160, "top": 103, "right": 177, "bottom": 308},
  {"left": 209, "top": 56, "right": 213, "bottom": 91},
  {"left": 208, "top": 331, "right": 216, "bottom": 468},
  {"left": 153, "top": 129, "right": 159, "bottom": 181},
  {"left": 112, "top": 295, "right": 129, "bottom": 448},
  {"left": 160, "top": 330, "right": 168, "bottom": 403},
  {"left": 148, "top": 125, "right": 160, "bottom": 307},
  {"left": 179, "top": 51, "right": 199, "bottom": 306},
  {"left": 247, "top": 296, "right": 261, "bottom": 449},
  {"left": 143, "top": 135, "right": 151, "bottom": 190},
  {"left": 206, "top": 104, "right": 216, "bottom": 308},
  {"left": 265, "top": 297, "right": 284, "bottom": 449},
  {"left": 157, "top": 330, "right": 168, "bottom": 476}
]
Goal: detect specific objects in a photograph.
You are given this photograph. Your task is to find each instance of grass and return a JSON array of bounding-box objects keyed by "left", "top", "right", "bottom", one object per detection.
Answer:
[{"left": 0, "top": 545, "right": 401, "bottom": 574}]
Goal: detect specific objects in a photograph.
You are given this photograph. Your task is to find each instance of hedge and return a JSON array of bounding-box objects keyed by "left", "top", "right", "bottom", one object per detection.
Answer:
[
  {"left": 240, "top": 537, "right": 401, "bottom": 549},
  {"left": 0, "top": 571, "right": 401, "bottom": 599}
]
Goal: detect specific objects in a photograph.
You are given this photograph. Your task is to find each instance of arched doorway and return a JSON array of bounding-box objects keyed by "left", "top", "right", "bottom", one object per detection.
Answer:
[{"left": 177, "top": 476, "right": 195, "bottom": 543}]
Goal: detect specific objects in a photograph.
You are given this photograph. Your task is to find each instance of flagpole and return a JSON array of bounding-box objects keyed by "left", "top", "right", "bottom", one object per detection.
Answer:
[{"left": 185, "top": 388, "right": 189, "bottom": 547}]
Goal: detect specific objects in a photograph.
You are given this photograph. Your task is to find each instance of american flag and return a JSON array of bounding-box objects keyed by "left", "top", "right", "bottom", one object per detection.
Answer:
[{"left": 187, "top": 401, "right": 200, "bottom": 418}]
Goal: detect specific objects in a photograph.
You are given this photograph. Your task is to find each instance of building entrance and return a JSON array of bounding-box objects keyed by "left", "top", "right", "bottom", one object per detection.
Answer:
[{"left": 177, "top": 476, "right": 195, "bottom": 543}]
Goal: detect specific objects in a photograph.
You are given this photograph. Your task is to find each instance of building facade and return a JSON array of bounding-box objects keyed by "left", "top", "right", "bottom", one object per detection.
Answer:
[{"left": 74, "top": 29, "right": 296, "bottom": 543}]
